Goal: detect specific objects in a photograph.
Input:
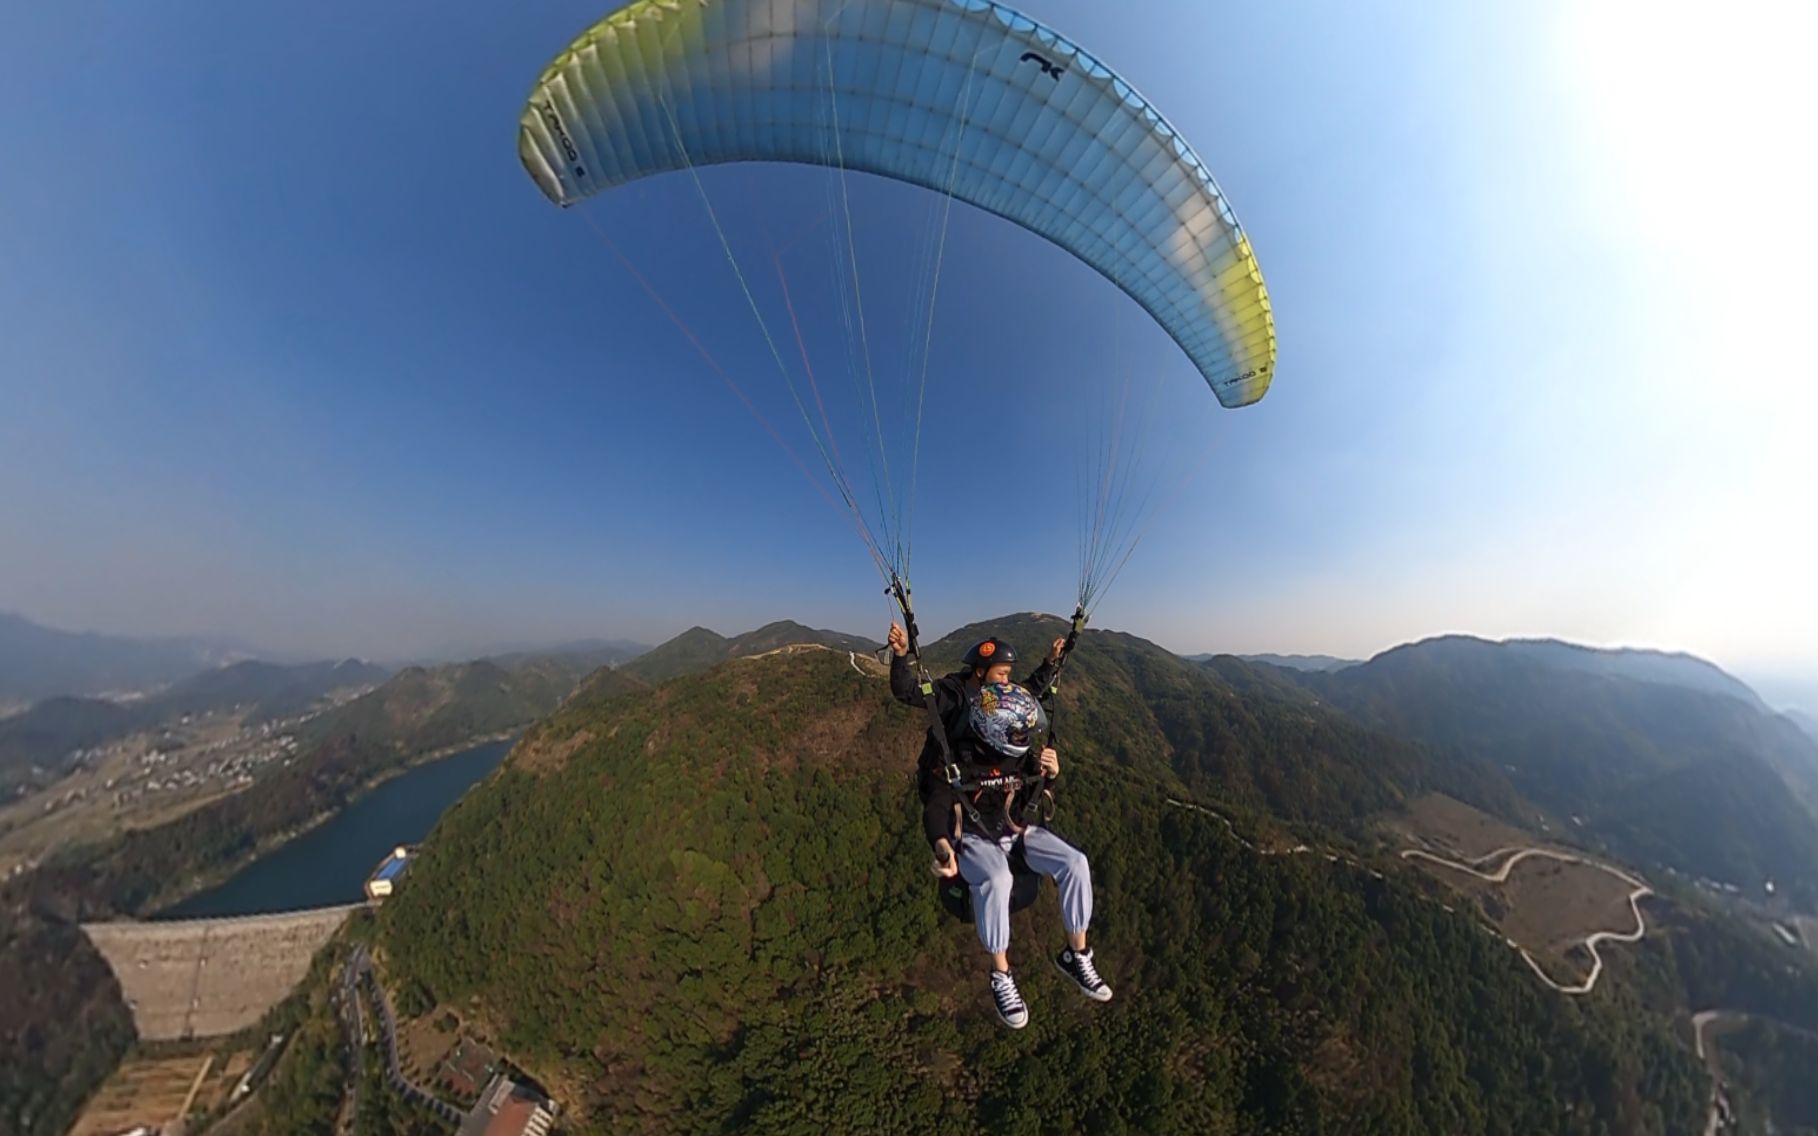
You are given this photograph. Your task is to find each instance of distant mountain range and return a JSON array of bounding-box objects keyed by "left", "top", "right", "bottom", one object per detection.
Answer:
[
  {"left": 0, "top": 613, "right": 260, "bottom": 704},
  {"left": 0, "top": 612, "right": 657, "bottom": 707},
  {"left": 440, "top": 637, "right": 651, "bottom": 669},
  {"left": 9, "top": 606, "right": 1815, "bottom": 903},
  {"left": 150, "top": 659, "right": 390, "bottom": 721},
  {"left": 0, "top": 613, "right": 879, "bottom": 784},
  {"left": 1496, "top": 637, "right": 1767, "bottom": 708},
  {"left": 0, "top": 658, "right": 390, "bottom": 792},
  {"left": 504, "top": 638, "right": 650, "bottom": 662},
  {"left": 619, "top": 620, "right": 880, "bottom": 684},
  {"left": 1223, "top": 640, "right": 1773, "bottom": 695},
  {"left": 1232, "top": 652, "right": 1358, "bottom": 672}
]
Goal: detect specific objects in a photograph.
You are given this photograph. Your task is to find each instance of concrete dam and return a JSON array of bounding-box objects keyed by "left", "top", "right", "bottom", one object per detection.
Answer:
[{"left": 83, "top": 904, "right": 362, "bottom": 1040}]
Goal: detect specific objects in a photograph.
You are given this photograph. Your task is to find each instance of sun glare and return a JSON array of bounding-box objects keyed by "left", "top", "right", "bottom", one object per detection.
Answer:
[{"left": 1550, "top": 2, "right": 1817, "bottom": 659}]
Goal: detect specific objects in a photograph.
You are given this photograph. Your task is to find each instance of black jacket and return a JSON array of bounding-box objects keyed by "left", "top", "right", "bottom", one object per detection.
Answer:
[{"left": 890, "top": 651, "right": 1057, "bottom": 846}]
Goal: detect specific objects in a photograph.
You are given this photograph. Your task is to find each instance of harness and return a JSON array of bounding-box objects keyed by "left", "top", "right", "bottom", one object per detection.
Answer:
[
  {"left": 889, "top": 576, "right": 1088, "bottom": 846},
  {"left": 1016, "top": 604, "right": 1086, "bottom": 827},
  {"left": 949, "top": 765, "right": 1049, "bottom": 841}
]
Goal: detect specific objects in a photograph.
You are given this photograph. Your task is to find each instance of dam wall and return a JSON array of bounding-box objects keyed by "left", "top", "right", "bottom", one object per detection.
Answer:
[{"left": 84, "top": 904, "right": 361, "bottom": 1040}]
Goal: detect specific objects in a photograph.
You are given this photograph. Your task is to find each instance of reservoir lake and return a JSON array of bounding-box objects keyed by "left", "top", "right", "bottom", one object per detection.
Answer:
[{"left": 159, "top": 737, "right": 513, "bottom": 918}]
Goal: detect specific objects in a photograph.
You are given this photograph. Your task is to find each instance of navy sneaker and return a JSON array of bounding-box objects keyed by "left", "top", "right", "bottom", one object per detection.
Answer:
[
  {"left": 1055, "top": 947, "right": 1113, "bottom": 1002},
  {"left": 989, "top": 968, "right": 1029, "bottom": 1029}
]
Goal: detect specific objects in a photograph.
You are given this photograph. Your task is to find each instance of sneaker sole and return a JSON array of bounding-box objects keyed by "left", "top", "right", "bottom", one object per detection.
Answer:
[
  {"left": 992, "top": 975, "right": 1030, "bottom": 1028},
  {"left": 1054, "top": 956, "right": 1114, "bottom": 1002}
]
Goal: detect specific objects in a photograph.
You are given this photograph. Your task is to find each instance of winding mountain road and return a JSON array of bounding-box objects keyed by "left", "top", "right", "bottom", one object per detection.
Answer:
[
  {"left": 1398, "top": 846, "right": 1652, "bottom": 995},
  {"left": 346, "top": 946, "right": 463, "bottom": 1126}
]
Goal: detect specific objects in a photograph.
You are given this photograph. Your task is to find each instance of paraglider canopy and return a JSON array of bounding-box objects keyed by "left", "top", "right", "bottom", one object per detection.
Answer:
[{"left": 518, "top": 0, "right": 1276, "bottom": 410}]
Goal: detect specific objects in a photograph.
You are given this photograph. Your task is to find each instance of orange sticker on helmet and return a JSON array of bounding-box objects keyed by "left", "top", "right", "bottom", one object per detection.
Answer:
[{"left": 978, "top": 642, "right": 996, "bottom": 657}]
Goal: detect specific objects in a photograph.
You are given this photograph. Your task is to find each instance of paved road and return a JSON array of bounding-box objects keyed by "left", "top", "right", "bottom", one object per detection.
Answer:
[
  {"left": 346, "top": 945, "right": 463, "bottom": 1126},
  {"left": 1165, "top": 798, "right": 1655, "bottom": 998}
]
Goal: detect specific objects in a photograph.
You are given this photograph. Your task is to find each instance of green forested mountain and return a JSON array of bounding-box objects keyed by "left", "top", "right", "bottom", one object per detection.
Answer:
[
  {"left": 930, "top": 615, "right": 1527, "bottom": 836},
  {"left": 1289, "top": 636, "right": 1818, "bottom": 908},
  {"left": 1618, "top": 898, "right": 1818, "bottom": 1032},
  {"left": 728, "top": 619, "right": 880, "bottom": 656},
  {"left": 620, "top": 620, "right": 882, "bottom": 684},
  {"left": 1712, "top": 1018, "right": 1818, "bottom": 1134},
  {"left": 617, "top": 626, "right": 732, "bottom": 683},
  {"left": 0, "top": 918, "right": 134, "bottom": 1136},
  {"left": 562, "top": 664, "right": 650, "bottom": 709},
  {"left": 380, "top": 641, "right": 1709, "bottom": 1134},
  {"left": 295, "top": 657, "right": 574, "bottom": 752}
]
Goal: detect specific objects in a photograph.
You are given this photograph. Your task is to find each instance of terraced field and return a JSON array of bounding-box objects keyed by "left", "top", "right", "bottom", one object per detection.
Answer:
[{"left": 67, "top": 1048, "right": 247, "bottom": 1136}]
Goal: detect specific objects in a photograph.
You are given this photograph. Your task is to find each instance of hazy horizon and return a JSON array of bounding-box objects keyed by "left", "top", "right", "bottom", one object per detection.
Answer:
[
  {"left": 7, "top": 604, "right": 1817, "bottom": 719},
  {"left": 3, "top": 4, "right": 1812, "bottom": 691}
]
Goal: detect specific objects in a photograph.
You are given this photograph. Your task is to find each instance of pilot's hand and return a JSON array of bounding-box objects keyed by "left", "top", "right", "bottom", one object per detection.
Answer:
[
  {"left": 1038, "top": 747, "right": 1060, "bottom": 778},
  {"left": 888, "top": 623, "right": 910, "bottom": 657},
  {"left": 931, "top": 838, "right": 960, "bottom": 878},
  {"left": 1048, "top": 637, "right": 1066, "bottom": 664}
]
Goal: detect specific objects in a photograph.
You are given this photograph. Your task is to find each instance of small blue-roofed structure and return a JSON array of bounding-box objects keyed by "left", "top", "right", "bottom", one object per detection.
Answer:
[{"left": 365, "top": 845, "right": 414, "bottom": 901}]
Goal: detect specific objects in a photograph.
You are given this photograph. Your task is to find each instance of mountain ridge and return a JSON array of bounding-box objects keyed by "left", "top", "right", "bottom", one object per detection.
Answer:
[
  {"left": 0, "top": 612, "right": 263, "bottom": 704},
  {"left": 1234, "top": 652, "right": 1358, "bottom": 671},
  {"left": 15, "top": 614, "right": 1818, "bottom": 1134},
  {"left": 619, "top": 619, "right": 880, "bottom": 684}
]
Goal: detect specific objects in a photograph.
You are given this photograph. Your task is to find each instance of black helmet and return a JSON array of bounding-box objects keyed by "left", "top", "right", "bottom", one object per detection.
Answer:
[{"left": 963, "top": 637, "right": 1017, "bottom": 671}]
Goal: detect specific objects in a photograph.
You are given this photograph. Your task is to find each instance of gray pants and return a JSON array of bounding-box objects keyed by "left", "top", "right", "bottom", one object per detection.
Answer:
[{"left": 957, "top": 826, "right": 1093, "bottom": 955}]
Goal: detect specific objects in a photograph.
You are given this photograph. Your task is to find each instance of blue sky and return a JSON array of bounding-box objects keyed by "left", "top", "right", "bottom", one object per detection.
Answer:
[{"left": 2, "top": 2, "right": 1812, "bottom": 701}]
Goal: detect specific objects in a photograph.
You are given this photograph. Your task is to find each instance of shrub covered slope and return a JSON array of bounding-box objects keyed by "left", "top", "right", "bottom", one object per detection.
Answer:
[{"left": 383, "top": 640, "right": 1706, "bottom": 1134}]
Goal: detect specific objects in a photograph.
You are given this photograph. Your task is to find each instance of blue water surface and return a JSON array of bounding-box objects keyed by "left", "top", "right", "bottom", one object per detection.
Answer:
[{"left": 160, "top": 738, "right": 513, "bottom": 918}]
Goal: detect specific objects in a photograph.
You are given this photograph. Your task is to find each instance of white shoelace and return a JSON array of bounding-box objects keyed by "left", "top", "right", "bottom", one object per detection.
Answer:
[
  {"left": 991, "top": 970, "right": 1025, "bottom": 1014},
  {"left": 1072, "top": 951, "right": 1104, "bottom": 989}
]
